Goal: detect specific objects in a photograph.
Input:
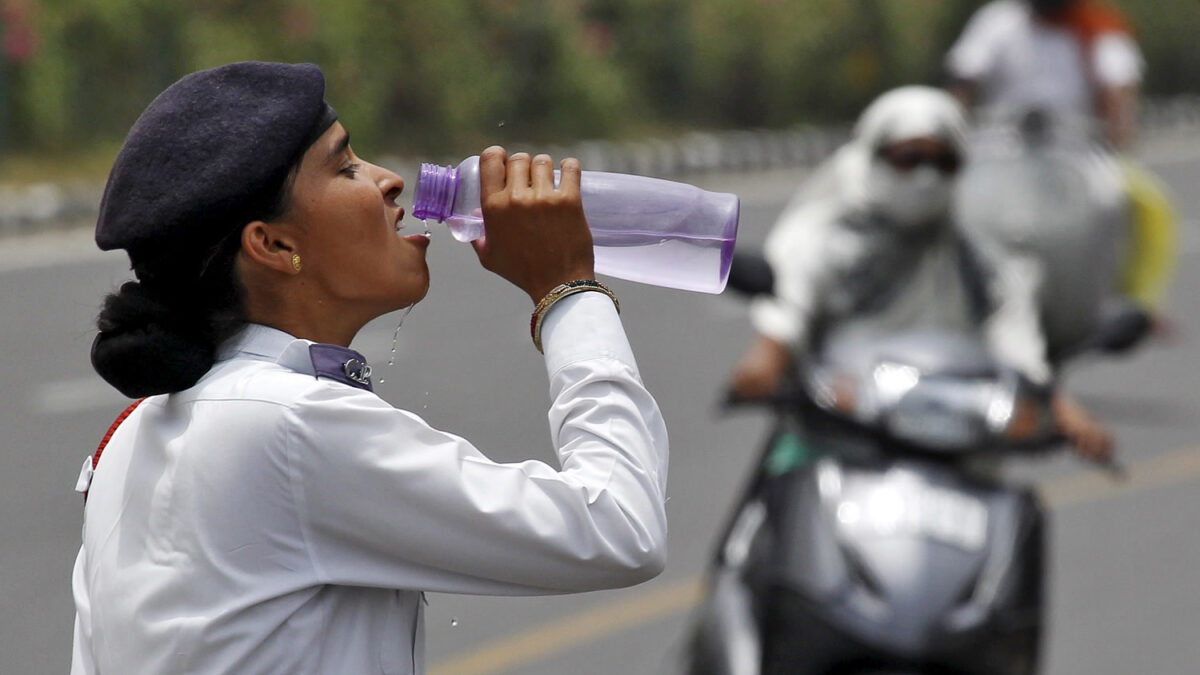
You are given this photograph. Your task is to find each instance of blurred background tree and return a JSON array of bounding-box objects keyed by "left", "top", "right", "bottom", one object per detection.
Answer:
[{"left": 0, "top": 0, "right": 1195, "bottom": 177}]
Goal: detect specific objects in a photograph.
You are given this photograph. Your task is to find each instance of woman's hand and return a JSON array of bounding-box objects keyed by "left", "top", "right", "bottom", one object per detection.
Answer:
[{"left": 472, "top": 146, "right": 596, "bottom": 304}]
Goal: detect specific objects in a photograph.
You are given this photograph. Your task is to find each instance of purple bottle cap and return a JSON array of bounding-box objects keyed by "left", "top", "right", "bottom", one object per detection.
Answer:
[{"left": 411, "top": 162, "right": 459, "bottom": 223}]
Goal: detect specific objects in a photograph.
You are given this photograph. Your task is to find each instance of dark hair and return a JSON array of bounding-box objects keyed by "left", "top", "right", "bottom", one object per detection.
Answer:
[
  {"left": 1030, "top": 0, "right": 1074, "bottom": 12},
  {"left": 90, "top": 168, "right": 299, "bottom": 399}
]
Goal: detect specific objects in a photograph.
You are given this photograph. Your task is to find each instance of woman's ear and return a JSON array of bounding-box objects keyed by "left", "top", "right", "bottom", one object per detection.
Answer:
[{"left": 240, "top": 221, "right": 299, "bottom": 274}]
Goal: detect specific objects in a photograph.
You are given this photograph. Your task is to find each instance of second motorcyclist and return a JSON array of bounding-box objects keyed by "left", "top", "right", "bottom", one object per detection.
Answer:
[{"left": 944, "top": 0, "right": 1177, "bottom": 348}]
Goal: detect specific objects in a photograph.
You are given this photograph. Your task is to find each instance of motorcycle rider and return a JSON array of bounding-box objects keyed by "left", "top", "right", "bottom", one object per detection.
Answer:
[
  {"left": 729, "top": 85, "right": 1111, "bottom": 461},
  {"left": 946, "top": 0, "right": 1141, "bottom": 150},
  {"left": 945, "top": 0, "right": 1176, "bottom": 344}
]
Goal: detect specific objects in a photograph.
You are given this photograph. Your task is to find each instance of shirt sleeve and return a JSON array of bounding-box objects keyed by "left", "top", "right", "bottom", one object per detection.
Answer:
[
  {"left": 945, "top": 1, "right": 1009, "bottom": 82},
  {"left": 1092, "top": 32, "right": 1144, "bottom": 88},
  {"left": 980, "top": 249, "right": 1052, "bottom": 385},
  {"left": 750, "top": 198, "right": 834, "bottom": 351},
  {"left": 285, "top": 292, "right": 669, "bottom": 596}
]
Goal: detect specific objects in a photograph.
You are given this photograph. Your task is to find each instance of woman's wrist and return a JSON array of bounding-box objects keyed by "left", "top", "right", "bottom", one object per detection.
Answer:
[
  {"left": 525, "top": 269, "right": 596, "bottom": 306},
  {"left": 530, "top": 280, "right": 620, "bottom": 353}
]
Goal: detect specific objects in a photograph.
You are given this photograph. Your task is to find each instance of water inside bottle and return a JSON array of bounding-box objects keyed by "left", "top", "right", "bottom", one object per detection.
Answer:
[{"left": 592, "top": 236, "right": 732, "bottom": 294}]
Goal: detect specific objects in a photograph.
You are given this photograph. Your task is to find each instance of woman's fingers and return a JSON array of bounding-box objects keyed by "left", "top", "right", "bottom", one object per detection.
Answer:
[
  {"left": 558, "top": 157, "right": 582, "bottom": 198},
  {"left": 479, "top": 146, "right": 508, "bottom": 200},
  {"left": 505, "top": 152, "right": 533, "bottom": 198},
  {"left": 481, "top": 149, "right": 578, "bottom": 201},
  {"left": 531, "top": 154, "right": 555, "bottom": 196},
  {"left": 472, "top": 146, "right": 594, "bottom": 302}
]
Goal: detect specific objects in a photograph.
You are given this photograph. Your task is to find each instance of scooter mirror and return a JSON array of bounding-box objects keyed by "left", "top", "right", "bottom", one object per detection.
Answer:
[{"left": 725, "top": 248, "right": 775, "bottom": 297}]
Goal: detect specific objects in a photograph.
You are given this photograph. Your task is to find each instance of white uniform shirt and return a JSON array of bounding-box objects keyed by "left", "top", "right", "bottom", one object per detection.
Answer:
[
  {"left": 945, "top": 0, "right": 1144, "bottom": 116},
  {"left": 71, "top": 292, "right": 668, "bottom": 674}
]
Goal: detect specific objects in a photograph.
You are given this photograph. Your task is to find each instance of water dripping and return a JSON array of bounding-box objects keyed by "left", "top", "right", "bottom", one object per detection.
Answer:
[
  {"left": 387, "top": 306, "right": 415, "bottom": 367},
  {"left": 375, "top": 303, "right": 416, "bottom": 384},
  {"left": 377, "top": 221, "right": 430, "bottom": 384}
]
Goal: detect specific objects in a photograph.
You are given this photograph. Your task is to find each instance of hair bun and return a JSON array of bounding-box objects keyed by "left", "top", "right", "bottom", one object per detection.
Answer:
[{"left": 91, "top": 281, "right": 216, "bottom": 397}]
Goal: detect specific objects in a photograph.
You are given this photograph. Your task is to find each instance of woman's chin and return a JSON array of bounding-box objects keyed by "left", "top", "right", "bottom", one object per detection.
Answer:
[{"left": 388, "top": 283, "right": 429, "bottom": 314}]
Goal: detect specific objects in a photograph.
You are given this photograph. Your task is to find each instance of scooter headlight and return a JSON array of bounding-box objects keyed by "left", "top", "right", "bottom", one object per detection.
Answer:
[{"left": 882, "top": 374, "right": 996, "bottom": 451}]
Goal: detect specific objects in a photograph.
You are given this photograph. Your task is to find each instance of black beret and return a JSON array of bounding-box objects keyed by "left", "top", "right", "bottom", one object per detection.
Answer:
[{"left": 95, "top": 61, "right": 337, "bottom": 260}]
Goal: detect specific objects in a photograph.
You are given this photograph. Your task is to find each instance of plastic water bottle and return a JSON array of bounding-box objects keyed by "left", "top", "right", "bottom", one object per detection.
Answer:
[{"left": 411, "top": 155, "right": 740, "bottom": 294}]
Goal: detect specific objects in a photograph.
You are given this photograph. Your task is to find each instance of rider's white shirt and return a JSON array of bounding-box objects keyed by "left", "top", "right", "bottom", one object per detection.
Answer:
[
  {"left": 70, "top": 292, "right": 668, "bottom": 675},
  {"left": 946, "top": 0, "right": 1144, "bottom": 116},
  {"left": 751, "top": 177, "right": 1050, "bottom": 385}
]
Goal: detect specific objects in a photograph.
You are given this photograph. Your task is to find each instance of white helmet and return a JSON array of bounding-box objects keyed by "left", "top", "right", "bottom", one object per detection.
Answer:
[
  {"left": 854, "top": 85, "right": 967, "bottom": 156},
  {"left": 853, "top": 86, "right": 968, "bottom": 228}
]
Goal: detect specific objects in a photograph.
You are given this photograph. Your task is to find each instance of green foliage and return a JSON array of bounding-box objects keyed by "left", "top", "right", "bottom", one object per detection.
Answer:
[
  {"left": 0, "top": 0, "right": 1195, "bottom": 164},
  {"left": 1117, "top": 0, "right": 1200, "bottom": 96}
]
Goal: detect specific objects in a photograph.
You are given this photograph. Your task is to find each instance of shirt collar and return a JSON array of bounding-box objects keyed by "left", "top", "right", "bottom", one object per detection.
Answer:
[
  {"left": 219, "top": 324, "right": 301, "bottom": 361},
  {"left": 217, "top": 323, "right": 374, "bottom": 390}
]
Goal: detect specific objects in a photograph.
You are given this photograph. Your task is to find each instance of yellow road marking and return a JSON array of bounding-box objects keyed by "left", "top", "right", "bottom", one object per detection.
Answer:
[
  {"left": 428, "top": 578, "right": 705, "bottom": 675},
  {"left": 429, "top": 446, "right": 1200, "bottom": 675},
  {"left": 1040, "top": 446, "right": 1200, "bottom": 508}
]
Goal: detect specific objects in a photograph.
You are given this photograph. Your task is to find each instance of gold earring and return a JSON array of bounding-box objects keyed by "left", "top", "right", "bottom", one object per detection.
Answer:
[{"left": 291, "top": 254, "right": 302, "bottom": 272}]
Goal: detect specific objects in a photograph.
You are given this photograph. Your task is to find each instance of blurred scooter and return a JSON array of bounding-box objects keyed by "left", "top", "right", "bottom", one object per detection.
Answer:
[
  {"left": 954, "top": 108, "right": 1154, "bottom": 363},
  {"left": 681, "top": 252, "right": 1114, "bottom": 675}
]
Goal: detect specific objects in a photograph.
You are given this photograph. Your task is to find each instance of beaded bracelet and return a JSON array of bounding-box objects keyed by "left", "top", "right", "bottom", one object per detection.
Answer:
[{"left": 530, "top": 279, "right": 621, "bottom": 353}]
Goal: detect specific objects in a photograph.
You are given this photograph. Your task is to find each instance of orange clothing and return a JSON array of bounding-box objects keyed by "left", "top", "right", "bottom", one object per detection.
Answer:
[{"left": 1039, "top": 1, "right": 1132, "bottom": 46}]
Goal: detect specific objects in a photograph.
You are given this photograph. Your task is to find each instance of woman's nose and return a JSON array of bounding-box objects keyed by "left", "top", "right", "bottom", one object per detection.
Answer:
[{"left": 375, "top": 166, "right": 404, "bottom": 205}]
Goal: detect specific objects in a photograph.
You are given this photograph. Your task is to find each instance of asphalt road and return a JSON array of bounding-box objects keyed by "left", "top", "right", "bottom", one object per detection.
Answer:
[{"left": 1, "top": 137, "right": 1197, "bottom": 674}]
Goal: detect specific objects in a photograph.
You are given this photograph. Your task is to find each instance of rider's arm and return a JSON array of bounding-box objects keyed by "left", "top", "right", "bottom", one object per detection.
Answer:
[
  {"left": 943, "top": 1, "right": 1007, "bottom": 108},
  {"left": 1052, "top": 391, "right": 1113, "bottom": 463},
  {"left": 1099, "top": 84, "right": 1138, "bottom": 151},
  {"left": 976, "top": 244, "right": 1053, "bottom": 386},
  {"left": 975, "top": 242, "right": 1113, "bottom": 462},
  {"left": 730, "top": 333, "right": 793, "bottom": 401},
  {"left": 1092, "top": 32, "right": 1145, "bottom": 151},
  {"left": 734, "top": 197, "right": 837, "bottom": 399},
  {"left": 748, "top": 199, "right": 835, "bottom": 352}
]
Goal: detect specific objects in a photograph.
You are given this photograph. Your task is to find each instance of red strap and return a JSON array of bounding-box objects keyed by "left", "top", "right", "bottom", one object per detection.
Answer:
[
  {"left": 1037, "top": 1, "right": 1133, "bottom": 121},
  {"left": 84, "top": 398, "right": 146, "bottom": 502},
  {"left": 1043, "top": 1, "right": 1132, "bottom": 44}
]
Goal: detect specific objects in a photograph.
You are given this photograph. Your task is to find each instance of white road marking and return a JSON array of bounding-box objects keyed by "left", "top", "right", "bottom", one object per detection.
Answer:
[
  {"left": 32, "top": 376, "right": 129, "bottom": 414},
  {"left": 0, "top": 227, "right": 110, "bottom": 274}
]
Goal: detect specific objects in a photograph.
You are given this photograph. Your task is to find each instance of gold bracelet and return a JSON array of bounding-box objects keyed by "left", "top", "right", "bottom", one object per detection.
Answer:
[{"left": 530, "top": 280, "right": 620, "bottom": 353}]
